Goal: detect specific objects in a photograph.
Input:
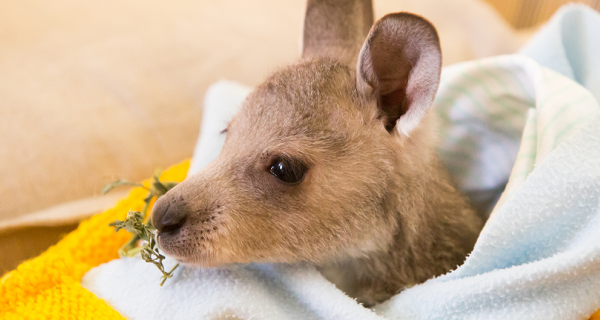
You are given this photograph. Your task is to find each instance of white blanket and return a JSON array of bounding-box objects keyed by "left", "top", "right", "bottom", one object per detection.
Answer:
[{"left": 82, "top": 5, "right": 600, "bottom": 320}]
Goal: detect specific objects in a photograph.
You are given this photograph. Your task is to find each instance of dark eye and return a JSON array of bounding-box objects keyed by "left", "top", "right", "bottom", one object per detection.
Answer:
[{"left": 269, "top": 157, "right": 307, "bottom": 184}]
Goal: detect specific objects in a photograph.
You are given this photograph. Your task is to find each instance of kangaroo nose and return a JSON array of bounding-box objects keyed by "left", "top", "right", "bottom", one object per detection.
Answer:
[{"left": 152, "top": 196, "right": 187, "bottom": 234}]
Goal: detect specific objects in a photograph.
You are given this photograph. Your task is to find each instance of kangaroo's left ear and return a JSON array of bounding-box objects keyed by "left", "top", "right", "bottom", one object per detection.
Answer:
[{"left": 357, "top": 13, "right": 442, "bottom": 135}]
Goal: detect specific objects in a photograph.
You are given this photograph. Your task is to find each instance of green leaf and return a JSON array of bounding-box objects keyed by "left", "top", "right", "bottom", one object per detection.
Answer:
[
  {"left": 152, "top": 181, "right": 168, "bottom": 195},
  {"left": 102, "top": 179, "right": 146, "bottom": 194},
  {"left": 108, "top": 172, "right": 179, "bottom": 286}
]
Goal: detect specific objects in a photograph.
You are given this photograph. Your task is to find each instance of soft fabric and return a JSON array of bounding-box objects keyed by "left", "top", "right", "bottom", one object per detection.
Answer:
[
  {"left": 436, "top": 6, "right": 600, "bottom": 217},
  {"left": 519, "top": 4, "right": 600, "bottom": 105},
  {"left": 0, "top": 161, "right": 189, "bottom": 320},
  {"left": 0, "top": 0, "right": 529, "bottom": 224},
  {"left": 85, "top": 260, "right": 385, "bottom": 320},
  {"left": 79, "top": 5, "right": 600, "bottom": 320}
]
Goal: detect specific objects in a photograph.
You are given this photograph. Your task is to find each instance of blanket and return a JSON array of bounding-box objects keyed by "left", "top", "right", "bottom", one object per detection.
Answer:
[{"left": 78, "top": 4, "right": 600, "bottom": 320}]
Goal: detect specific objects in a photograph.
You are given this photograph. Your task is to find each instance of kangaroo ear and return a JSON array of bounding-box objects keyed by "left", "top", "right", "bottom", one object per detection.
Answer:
[
  {"left": 357, "top": 13, "right": 442, "bottom": 135},
  {"left": 302, "top": 0, "right": 373, "bottom": 65}
]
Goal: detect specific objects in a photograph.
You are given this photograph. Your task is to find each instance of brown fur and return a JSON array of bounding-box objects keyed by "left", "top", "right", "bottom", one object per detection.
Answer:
[{"left": 152, "top": 0, "right": 483, "bottom": 306}]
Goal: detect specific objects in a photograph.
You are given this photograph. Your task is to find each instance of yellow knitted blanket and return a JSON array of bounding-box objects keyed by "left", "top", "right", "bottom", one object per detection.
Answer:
[
  {"left": 0, "top": 160, "right": 189, "bottom": 320},
  {"left": 1, "top": 159, "right": 600, "bottom": 320}
]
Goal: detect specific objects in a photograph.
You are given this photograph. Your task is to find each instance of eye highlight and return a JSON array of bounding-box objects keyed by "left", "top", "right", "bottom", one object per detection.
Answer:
[{"left": 269, "top": 157, "right": 308, "bottom": 184}]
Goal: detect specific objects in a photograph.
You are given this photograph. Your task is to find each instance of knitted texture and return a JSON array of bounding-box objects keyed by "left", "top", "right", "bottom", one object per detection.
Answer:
[{"left": 0, "top": 160, "right": 189, "bottom": 320}]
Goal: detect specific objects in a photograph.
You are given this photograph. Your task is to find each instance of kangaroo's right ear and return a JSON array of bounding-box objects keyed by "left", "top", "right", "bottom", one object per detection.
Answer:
[
  {"left": 302, "top": 0, "right": 373, "bottom": 65},
  {"left": 357, "top": 13, "right": 442, "bottom": 136}
]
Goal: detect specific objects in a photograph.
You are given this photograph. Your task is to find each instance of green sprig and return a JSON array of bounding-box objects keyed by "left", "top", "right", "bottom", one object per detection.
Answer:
[{"left": 105, "top": 170, "right": 179, "bottom": 286}]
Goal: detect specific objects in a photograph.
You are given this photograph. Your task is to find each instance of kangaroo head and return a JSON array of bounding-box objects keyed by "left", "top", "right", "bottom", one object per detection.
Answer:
[{"left": 151, "top": 3, "right": 447, "bottom": 268}]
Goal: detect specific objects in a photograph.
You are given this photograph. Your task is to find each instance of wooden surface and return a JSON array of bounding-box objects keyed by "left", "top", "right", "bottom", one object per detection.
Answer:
[
  {"left": 0, "top": 224, "right": 78, "bottom": 275},
  {"left": 485, "top": 0, "right": 600, "bottom": 28}
]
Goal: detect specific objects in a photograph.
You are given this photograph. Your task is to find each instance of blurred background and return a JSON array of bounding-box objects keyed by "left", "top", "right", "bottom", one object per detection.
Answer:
[
  {"left": 488, "top": 0, "right": 600, "bottom": 28},
  {"left": 1, "top": 0, "right": 599, "bottom": 275}
]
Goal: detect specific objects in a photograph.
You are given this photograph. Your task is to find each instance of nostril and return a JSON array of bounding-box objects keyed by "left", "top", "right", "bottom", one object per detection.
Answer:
[
  {"left": 159, "top": 216, "right": 186, "bottom": 234},
  {"left": 152, "top": 197, "right": 189, "bottom": 235}
]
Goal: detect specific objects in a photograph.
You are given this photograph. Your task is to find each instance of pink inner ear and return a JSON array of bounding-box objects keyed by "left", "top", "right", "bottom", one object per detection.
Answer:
[
  {"left": 357, "top": 13, "right": 441, "bottom": 135},
  {"left": 379, "top": 86, "right": 409, "bottom": 132},
  {"left": 368, "top": 46, "right": 413, "bottom": 132}
]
